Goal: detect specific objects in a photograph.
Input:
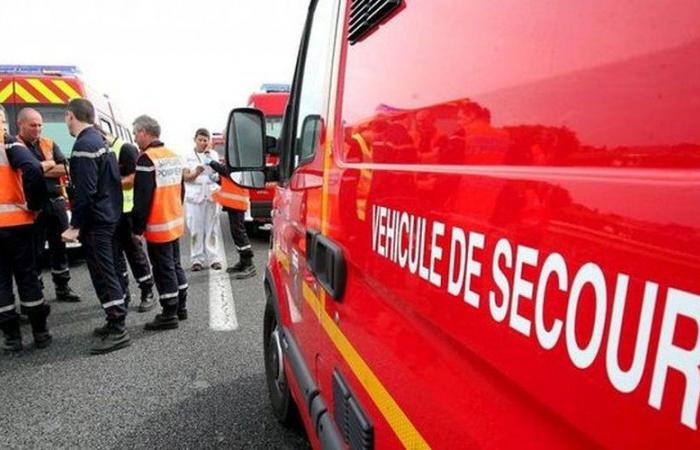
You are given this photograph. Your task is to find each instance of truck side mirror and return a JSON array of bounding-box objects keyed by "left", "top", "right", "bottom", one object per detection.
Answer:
[{"left": 225, "top": 107, "right": 266, "bottom": 189}]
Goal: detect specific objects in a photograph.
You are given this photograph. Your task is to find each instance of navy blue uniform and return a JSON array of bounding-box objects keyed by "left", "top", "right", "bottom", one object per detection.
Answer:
[
  {"left": 69, "top": 127, "right": 126, "bottom": 324},
  {"left": 113, "top": 140, "right": 154, "bottom": 301},
  {"left": 21, "top": 137, "right": 72, "bottom": 289},
  {"left": 0, "top": 136, "right": 51, "bottom": 342}
]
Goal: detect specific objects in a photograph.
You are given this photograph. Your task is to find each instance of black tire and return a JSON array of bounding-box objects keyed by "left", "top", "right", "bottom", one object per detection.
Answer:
[{"left": 263, "top": 300, "right": 297, "bottom": 426}]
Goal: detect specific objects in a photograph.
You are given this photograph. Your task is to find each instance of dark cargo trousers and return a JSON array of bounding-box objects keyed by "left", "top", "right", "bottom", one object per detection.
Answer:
[
  {"left": 33, "top": 197, "right": 71, "bottom": 287},
  {"left": 147, "top": 239, "right": 187, "bottom": 316},
  {"left": 0, "top": 225, "right": 50, "bottom": 335},
  {"left": 115, "top": 212, "right": 153, "bottom": 298},
  {"left": 224, "top": 208, "right": 253, "bottom": 260},
  {"left": 79, "top": 223, "right": 127, "bottom": 325}
]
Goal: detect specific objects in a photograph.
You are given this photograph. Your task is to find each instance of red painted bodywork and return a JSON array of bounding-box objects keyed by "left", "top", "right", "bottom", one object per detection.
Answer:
[{"left": 267, "top": 1, "right": 700, "bottom": 448}]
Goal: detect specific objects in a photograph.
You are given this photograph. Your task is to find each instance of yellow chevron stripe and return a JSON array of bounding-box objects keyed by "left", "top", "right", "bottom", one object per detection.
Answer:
[
  {"left": 14, "top": 83, "right": 39, "bottom": 103},
  {"left": 0, "top": 83, "right": 13, "bottom": 103},
  {"left": 27, "top": 79, "right": 63, "bottom": 104},
  {"left": 51, "top": 79, "right": 81, "bottom": 100}
]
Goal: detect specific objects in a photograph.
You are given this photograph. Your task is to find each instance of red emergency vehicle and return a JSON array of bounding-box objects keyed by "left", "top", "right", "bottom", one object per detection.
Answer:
[
  {"left": 0, "top": 65, "right": 133, "bottom": 151},
  {"left": 244, "top": 84, "right": 289, "bottom": 234},
  {"left": 1, "top": 65, "right": 133, "bottom": 250},
  {"left": 225, "top": 1, "right": 700, "bottom": 448}
]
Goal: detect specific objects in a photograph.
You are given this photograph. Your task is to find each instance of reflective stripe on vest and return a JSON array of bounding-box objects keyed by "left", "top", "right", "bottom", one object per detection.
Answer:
[
  {"left": 109, "top": 138, "right": 134, "bottom": 213},
  {"left": 0, "top": 142, "right": 35, "bottom": 227},
  {"left": 143, "top": 146, "right": 184, "bottom": 243},
  {"left": 213, "top": 176, "right": 249, "bottom": 211}
]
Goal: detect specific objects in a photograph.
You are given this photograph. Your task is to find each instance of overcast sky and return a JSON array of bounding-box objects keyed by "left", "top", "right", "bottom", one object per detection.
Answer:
[{"left": 2, "top": 0, "right": 308, "bottom": 153}]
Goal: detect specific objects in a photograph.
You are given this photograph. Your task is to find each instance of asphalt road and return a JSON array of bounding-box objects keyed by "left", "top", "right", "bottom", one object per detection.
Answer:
[{"left": 0, "top": 215, "right": 310, "bottom": 450}]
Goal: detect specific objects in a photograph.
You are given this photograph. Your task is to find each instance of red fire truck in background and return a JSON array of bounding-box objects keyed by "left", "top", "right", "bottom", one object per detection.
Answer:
[
  {"left": 1, "top": 65, "right": 133, "bottom": 250},
  {"left": 224, "top": 0, "right": 700, "bottom": 449},
  {"left": 0, "top": 65, "right": 133, "bottom": 150},
  {"left": 213, "top": 84, "right": 289, "bottom": 234},
  {"left": 245, "top": 84, "right": 289, "bottom": 234}
]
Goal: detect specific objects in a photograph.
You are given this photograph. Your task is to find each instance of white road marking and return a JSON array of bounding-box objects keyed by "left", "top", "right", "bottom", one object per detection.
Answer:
[{"left": 209, "top": 216, "right": 239, "bottom": 331}]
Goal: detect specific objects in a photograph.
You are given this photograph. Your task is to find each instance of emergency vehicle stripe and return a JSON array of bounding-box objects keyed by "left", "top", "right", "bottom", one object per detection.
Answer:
[
  {"left": 26, "top": 78, "right": 63, "bottom": 104},
  {"left": 14, "top": 82, "right": 39, "bottom": 103},
  {"left": 0, "top": 304, "right": 16, "bottom": 313},
  {"left": 0, "top": 82, "right": 13, "bottom": 103},
  {"left": 312, "top": 23, "right": 431, "bottom": 443},
  {"left": 51, "top": 79, "right": 81, "bottom": 100},
  {"left": 302, "top": 282, "right": 430, "bottom": 449}
]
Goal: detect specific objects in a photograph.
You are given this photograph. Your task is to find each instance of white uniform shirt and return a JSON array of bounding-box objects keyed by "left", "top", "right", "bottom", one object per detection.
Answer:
[{"left": 184, "top": 148, "right": 220, "bottom": 203}]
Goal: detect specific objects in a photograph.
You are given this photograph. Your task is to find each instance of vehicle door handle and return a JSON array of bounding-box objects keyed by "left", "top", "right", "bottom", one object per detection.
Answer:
[{"left": 306, "top": 229, "right": 346, "bottom": 301}]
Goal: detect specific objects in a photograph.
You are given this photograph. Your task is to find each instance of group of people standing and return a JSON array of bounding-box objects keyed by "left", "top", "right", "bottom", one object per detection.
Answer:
[{"left": 1, "top": 99, "right": 255, "bottom": 355}]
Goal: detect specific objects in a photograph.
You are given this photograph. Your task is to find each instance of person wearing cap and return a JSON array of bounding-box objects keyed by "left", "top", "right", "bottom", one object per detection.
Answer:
[{"left": 182, "top": 128, "right": 223, "bottom": 272}]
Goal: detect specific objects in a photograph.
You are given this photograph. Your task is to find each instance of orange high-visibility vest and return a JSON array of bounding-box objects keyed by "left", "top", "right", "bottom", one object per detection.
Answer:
[
  {"left": 213, "top": 176, "right": 249, "bottom": 211},
  {"left": 143, "top": 146, "right": 184, "bottom": 243},
  {"left": 17, "top": 136, "right": 68, "bottom": 198},
  {"left": 0, "top": 141, "right": 35, "bottom": 227}
]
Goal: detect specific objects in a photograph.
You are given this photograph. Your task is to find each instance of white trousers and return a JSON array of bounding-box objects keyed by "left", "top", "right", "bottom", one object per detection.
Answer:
[{"left": 186, "top": 199, "right": 222, "bottom": 266}]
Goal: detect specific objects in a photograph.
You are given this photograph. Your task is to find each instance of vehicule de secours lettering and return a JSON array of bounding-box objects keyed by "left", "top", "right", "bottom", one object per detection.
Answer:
[{"left": 371, "top": 204, "right": 700, "bottom": 430}]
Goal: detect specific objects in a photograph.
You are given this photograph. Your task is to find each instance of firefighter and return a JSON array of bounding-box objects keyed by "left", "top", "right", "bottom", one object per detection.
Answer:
[
  {"left": 98, "top": 126, "right": 156, "bottom": 312},
  {"left": 131, "top": 115, "right": 188, "bottom": 330},
  {"left": 61, "top": 98, "right": 130, "bottom": 354},
  {"left": 183, "top": 128, "right": 223, "bottom": 271},
  {"left": 1, "top": 104, "right": 52, "bottom": 352},
  {"left": 16, "top": 107, "right": 81, "bottom": 303},
  {"left": 207, "top": 157, "right": 256, "bottom": 279}
]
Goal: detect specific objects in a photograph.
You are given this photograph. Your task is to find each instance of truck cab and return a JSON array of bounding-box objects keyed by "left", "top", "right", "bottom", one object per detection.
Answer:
[{"left": 225, "top": 1, "right": 700, "bottom": 448}]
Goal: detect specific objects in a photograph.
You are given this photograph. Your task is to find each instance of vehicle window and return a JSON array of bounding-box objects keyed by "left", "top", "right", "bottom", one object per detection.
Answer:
[
  {"left": 99, "top": 117, "right": 112, "bottom": 134},
  {"left": 266, "top": 116, "right": 283, "bottom": 139},
  {"left": 290, "top": 0, "right": 337, "bottom": 171},
  {"left": 17, "top": 104, "right": 76, "bottom": 154}
]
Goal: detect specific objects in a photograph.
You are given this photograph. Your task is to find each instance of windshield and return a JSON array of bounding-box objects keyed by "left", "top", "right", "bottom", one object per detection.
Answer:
[{"left": 266, "top": 116, "right": 283, "bottom": 139}]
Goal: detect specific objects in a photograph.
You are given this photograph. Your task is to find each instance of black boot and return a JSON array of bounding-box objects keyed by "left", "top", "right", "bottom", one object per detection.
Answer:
[
  {"left": 226, "top": 261, "right": 244, "bottom": 274},
  {"left": 144, "top": 309, "right": 179, "bottom": 331},
  {"left": 56, "top": 284, "right": 81, "bottom": 302},
  {"left": 1, "top": 319, "right": 22, "bottom": 353},
  {"left": 177, "top": 290, "right": 188, "bottom": 321},
  {"left": 90, "top": 322, "right": 131, "bottom": 355},
  {"left": 138, "top": 291, "right": 156, "bottom": 313},
  {"left": 233, "top": 257, "right": 256, "bottom": 280},
  {"left": 28, "top": 304, "right": 52, "bottom": 349}
]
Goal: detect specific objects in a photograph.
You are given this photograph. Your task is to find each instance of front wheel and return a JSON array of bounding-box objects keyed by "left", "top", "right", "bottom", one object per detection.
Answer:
[{"left": 263, "top": 301, "right": 297, "bottom": 425}]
